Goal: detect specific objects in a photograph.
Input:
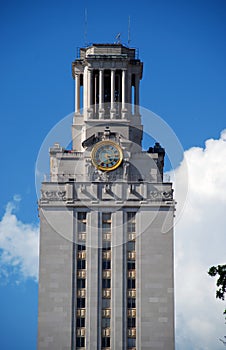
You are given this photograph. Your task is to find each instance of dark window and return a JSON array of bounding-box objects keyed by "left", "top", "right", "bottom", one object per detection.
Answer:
[
  {"left": 102, "top": 317, "right": 110, "bottom": 327},
  {"left": 77, "top": 244, "right": 86, "bottom": 251},
  {"left": 102, "top": 298, "right": 111, "bottom": 308},
  {"left": 127, "top": 279, "right": 136, "bottom": 289},
  {"left": 128, "top": 338, "right": 136, "bottom": 347},
  {"left": 127, "top": 212, "right": 136, "bottom": 233},
  {"left": 102, "top": 279, "right": 111, "bottom": 288},
  {"left": 78, "top": 212, "right": 87, "bottom": 233},
  {"left": 128, "top": 261, "right": 135, "bottom": 270},
  {"left": 76, "top": 318, "right": 85, "bottom": 327},
  {"left": 76, "top": 337, "right": 85, "bottom": 347},
  {"left": 128, "top": 318, "right": 136, "bottom": 327},
  {"left": 127, "top": 241, "right": 135, "bottom": 252},
  {"left": 77, "top": 260, "right": 86, "bottom": 269},
  {"left": 127, "top": 212, "right": 136, "bottom": 220},
  {"left": 78, "top": 238, "right": 86, "bottom": 246},
  {"left": 102, "top": 213, "right": 111, "bottom": 221},
  {"left": 128, "top": 298, "right": 136, "bottom": 308},
  {"left": 102, "top": 260, "right": 111, "bottom": 270},
  {"left": 102, "top": 337, "right": 110, "bottom": 347},
  {"left": 102, "top": 214, "right": 111, "bottom": 234},
  {"left": 102, "top": 242, "right": 111, "bottom": 250},
  {"left": 78, "top": 221, "right": 86, "bottom": 233},
  {"left": 102, "top": 222, "right": 111, "bottom": 233},
  {"left": 77, "top": 298, "right": 85, "bottom": 308},
  {"left": 78, "top": 212, "right": 87, "bottom": 220},
  {"left": 128, "top": 222, "right": 136, "bottom": 233},
  {"left": 77, "top": 279, "right": 85, "bottom": 288}
]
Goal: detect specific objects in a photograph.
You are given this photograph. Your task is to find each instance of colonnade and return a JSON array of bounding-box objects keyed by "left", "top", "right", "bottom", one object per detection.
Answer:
[{"left": 75, "top": 68, "right": 140, "bottom": 118}]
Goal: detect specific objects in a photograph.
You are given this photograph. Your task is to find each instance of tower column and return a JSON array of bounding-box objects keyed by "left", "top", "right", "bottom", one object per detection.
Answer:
[
  {"left": 110, "top": 69, "right": 116, "bottom": 119},
  {"left": 135, "top": 74, "right": 140, "bottom": 115},
  {"left": 75, "top": 74, "right": 80, "bottom": 114},
  {"left": 87, "top": 69, "right": 92, "bottom": 108},
  {"left": 122, "top": 69, "right": 127, "bottom": 119},
  {"left": 87, "top": 69, "right": 93, "bottom": 118},
  {"left": 99, "top": 69, "right": 104, "bottom": 118},
  {"left": 117, "top": 72, "right": 121, "bottom": 117},
  {"left": 83, "top": 66, "right": 88, "bottom": 118},
  {"left": 94, "top": 72, "right": 98, "bottom": 115},
  {"left": 122, "top": 69, "right": 126, "bottom": 107},
  {"left": 127, "top": 72, "right": 132, "bottom": 115}
]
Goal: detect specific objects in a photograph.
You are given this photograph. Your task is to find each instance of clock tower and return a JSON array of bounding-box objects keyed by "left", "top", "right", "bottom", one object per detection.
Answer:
[{"left": 38, "top": 43, "right": 175, "bottom": 350}]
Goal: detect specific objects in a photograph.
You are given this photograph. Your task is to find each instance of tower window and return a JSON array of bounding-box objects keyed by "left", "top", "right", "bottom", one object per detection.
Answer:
[
  {"left": 77, "top": 260, "right": 86, "bottom": 269},
  {"left": 127, "top": 241, "right": 135, "bottom": 252},
  {"left": 77, "top": 212, "right": 87, "bottom": 232},
  {"left": 77, "top": 244, "right": 86, "bottom": 251},
  {"left": 102, "top": 260, "right": 111, "bottom": 270},
  {"left": 101, "top": 337, "right": 110, "bottom": 347},
  {"left": 77, "top": 298, "right": 86, "bottom": 308},
  {"left": 77, "top": 279, "right": 86, "bottom": 288},
  {"left": 102, "top": 213, "right": 112, "bottom": 235},
  {"left": 127, "top": 212, "right": 136, "bottom": 233},
  {"left": 102, "top": 222, "right": 111, "bottom": 233},
  {"left": 128, "top": 338, "right": 136, "bottom": 348},
  {"left": 78, "top": 212, "right": 87, "bottom": 220},
  {"left": 128, "top": 317, "right": 136, "bottom": 328},
  {"left": 127, "top": 279, "right": 136, "bottom": 289},
  {"left": 128, "top": 261, "right": 136, "bottom": 270},
  {"left": 102, "top": 298, "right": 111, "bottom": 308},
  {"left": 102, "top": 241, "right": 111, "bottom": 250},
  {"left": 76, "top": 337, "right": 85, "bottom": 347},
  {"left": 76, "top": 318, "right": 85, "bottom": 327},
  {"left": 102, "top": 279, "right": 111, "bottom": 288},
  {"left": 102, "top": 317, "right": 110, "bottom": 328},
  {"left": 128, "top": 298, "right": 136, "bottom": 308},
  {"left": 102, "top": 212, "right": 111, "bottom": 222}
]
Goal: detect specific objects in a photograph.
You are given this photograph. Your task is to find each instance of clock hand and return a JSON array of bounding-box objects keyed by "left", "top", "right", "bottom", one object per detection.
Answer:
[{"left": 104, "top": 153, "right": 112, "bottom": 160}]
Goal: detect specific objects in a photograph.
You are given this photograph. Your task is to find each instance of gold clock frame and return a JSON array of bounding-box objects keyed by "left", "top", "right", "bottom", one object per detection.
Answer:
[{"left": 91, "top": 140, "right": 123, "bottom": 171}]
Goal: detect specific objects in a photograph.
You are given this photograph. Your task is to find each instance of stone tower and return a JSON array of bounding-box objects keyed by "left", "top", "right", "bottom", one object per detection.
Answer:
[{"left": 38, "top": 43, "right": 175, "bottom": 350}]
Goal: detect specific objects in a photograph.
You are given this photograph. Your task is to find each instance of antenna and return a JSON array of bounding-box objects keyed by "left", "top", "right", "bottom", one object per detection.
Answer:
[
  {"left": 128, "top": 15, "right": 131, "bottom": 46},
  {"left": 84, "top": 8, "right": 88, "bottom": 46}
]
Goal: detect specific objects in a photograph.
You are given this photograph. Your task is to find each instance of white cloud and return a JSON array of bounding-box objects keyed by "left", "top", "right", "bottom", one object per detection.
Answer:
[
  {"left": 172, "top": 130, "right": 226, "bottom": 349},
  {"left": 0, "top": 197, "right": 39, "bottom": 282}
]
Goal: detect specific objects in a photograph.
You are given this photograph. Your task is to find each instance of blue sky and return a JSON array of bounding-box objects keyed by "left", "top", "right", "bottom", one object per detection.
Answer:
[{"left": 0, "top": 0, "right": 226, "bottom": 349}]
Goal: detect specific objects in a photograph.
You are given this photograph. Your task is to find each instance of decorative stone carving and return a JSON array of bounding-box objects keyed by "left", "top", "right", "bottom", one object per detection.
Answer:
[
  {"left": 129, "top": 184, "right": 135, "bottom": 193},
  {"left": 123, "top": 161, "right": 129, "bottom": 180},
  {"left": 149, "top": 189, "right": 173, "bottom": 201},
  {"left": 86, "top": 162, "right": 92, "bottom": 180},
  {"left": 104, "top": 184, "right": 111, "bottom": 193},
  {"left": 41, "top": 190, "right": 66, "bottom": 201},
  {"left": 98, "top": 171, "right": 109, "bottom": 182},
  {"left": 92, "top": 169, "right": 110, "bottom": 182}
]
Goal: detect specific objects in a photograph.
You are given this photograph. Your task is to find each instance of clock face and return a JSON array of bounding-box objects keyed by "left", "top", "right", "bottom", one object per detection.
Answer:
[{"left": 91, "top": 141, "right": 123, "bottom": 171}]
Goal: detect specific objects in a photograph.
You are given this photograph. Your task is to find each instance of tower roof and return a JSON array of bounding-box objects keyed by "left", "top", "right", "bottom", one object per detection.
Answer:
[{"left": 79, "top": 43, "right": 138, "bottom": 60}]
